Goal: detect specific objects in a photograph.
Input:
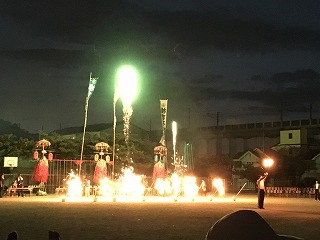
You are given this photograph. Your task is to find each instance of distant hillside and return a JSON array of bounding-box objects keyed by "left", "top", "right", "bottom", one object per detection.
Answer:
[
  {"left": 51, "top": 123, "right": 114, "bottom": 135},
  {"left": 0, "top": 119, "right": 37, "bottom": 139}
]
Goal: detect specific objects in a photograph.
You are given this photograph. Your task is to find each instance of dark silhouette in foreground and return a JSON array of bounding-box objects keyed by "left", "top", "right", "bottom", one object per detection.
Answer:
[
  {"left": 7, "top": 230, "right": 60, "bottom": 240},
  {"left": 206, "top": 210, "right": 303, "bottom": 240},
  {"left": 6, "top": 211, "right": 303, "bottom": 240},
  {"left": 6, "top": 231, "right": 18, "bottom": 240},
  {"left": 48, "top": 231, "right": 60, "bottom": 240}
]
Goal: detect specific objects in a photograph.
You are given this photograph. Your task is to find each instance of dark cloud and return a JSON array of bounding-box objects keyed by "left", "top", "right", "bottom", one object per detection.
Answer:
[
  {"left": 0, "top": 1, "right": 126, "bottom": 44},
  {"left": 1, "top": 0, "right": 320, "bottom": 54},
  {"left": 148, "top": 11, "right": 320, "bottom": 53},
  {"left": 171, "top": 68, "right": 320, "bottom": 121},
  {"left": 1, "top": 1, "right": 320, "bottom": 132},
  {"left": 270, "top": 69, "right": 320, "bottom": 85},
  {"left": 230, "top": 69, "right": 320, "bottom": 111},
  {"left": 194, "top": 74, "right": 225, "bottom": 85},
  {"left": 0, "top": 49, "right": 97, "bottom": 69}
]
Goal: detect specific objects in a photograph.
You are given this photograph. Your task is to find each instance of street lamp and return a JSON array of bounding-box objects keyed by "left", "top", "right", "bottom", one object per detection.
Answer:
[{"left": 112, "top": 65, "right": 138, "bottom": 180}]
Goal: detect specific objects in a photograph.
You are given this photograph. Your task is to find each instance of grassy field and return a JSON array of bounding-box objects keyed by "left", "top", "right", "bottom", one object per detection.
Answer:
[{"left": 0, "top": 194, "right": 319, "bottom": 240}]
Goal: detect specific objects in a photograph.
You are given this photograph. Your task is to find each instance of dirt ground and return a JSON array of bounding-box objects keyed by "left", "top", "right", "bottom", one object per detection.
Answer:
[{"left": 0, "top": 194, "right": 319, "bottom": 240}]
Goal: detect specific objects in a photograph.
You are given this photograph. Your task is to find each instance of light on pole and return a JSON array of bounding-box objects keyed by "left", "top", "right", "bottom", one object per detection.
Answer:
[{"left": 112, "top": 65, "right": 138, "bottom": 180}]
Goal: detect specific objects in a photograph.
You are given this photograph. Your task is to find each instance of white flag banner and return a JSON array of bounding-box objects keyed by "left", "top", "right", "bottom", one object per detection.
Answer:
[
  {"left": 160, "top": 99, "right": 168, "bottom": 131},
  {"left": 88, "top": 76, "right": 98, "bottom": 100}
]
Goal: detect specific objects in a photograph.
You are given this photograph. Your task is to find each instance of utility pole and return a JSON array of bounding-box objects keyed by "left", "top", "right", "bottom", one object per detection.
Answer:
[
  {"left": 188, "top": 107, "right": 191, "bottom": 129},
  {"left": 216, "top": 112, "right": 220, "bottom": 127},
  {"left": 216, "top": 112, "right": 221, "bottom": 156}
]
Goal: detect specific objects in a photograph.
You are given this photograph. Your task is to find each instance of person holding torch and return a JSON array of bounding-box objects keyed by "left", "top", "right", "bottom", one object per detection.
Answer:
[
  {"left": 257, "top": 172, "right": 268, "bottom": 209},
  {"left": 256, "top": 158, "right": 274, "bottom": 209}
]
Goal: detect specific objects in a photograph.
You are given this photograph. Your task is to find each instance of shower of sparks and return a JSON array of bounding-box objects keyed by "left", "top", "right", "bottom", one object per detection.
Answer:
[
  {"left": 172, "top": 121, "right": 177, "bottom": 164},
  {"left": 118, "top": 167, "right": 145, "bottom": 197},
  {"left": 66, "top": 175, "right": 83, "bottom": 198},
  {"left": 154, "top": 178, "right": 172, "bottom": 196},
  {"left": 183, "top": 176, "right": 198, "bottom": 199},
  {"left": 212, "top": 178, "right": 225, "bottom": 196},
  {"left": 116, "top": 65, "right": 138, "bottom": 144},
  {"left": 98, "top": 177, "right": 114, "bottom": 196},
  {"left": 60, "top": 174, "right": 227, "bottom": 202},
  {"left": 171, "top": 173, "right": 181, "bottom": 197}
]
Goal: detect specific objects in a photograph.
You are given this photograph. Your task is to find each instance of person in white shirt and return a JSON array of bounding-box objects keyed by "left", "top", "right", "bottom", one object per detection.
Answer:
[
  {"left": 314, "top": 180, "right": 319, "bottom": 201},
  {"left": 256, "top": 172, "right": 268, "bottom": 209}
]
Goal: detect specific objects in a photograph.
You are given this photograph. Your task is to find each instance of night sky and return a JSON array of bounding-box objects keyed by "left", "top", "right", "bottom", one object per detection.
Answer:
[{"left": 1, "top": 0, "right": 320, "bottom": 133}]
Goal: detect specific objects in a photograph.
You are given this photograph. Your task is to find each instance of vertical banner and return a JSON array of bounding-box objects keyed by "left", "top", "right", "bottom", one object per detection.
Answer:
[
  {"left": 160, "top": 99, "right": 168, "bottom": 146},
  {"left": 87, "top": 75, "right": 98, "bottom": 99},
  {"left": 80, "top": 73, "right": 98, "bottom": 174}
]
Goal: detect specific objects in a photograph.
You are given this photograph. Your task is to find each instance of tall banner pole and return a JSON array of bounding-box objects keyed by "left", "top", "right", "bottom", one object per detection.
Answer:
[
  {"left": 79, "top": 96, "right": 89, "bottom": 174},
  {"left": 160, "top": 99, "right": 168, "bottom": 146},
  {"left": 80, "top": 72, "right": 98, "bottom": 175},
  {"left": 160, "top": 99, "right": 168, "bottom": 171},
  {"left": 112, "top": 88, "right": 119, "bottom": 181}
]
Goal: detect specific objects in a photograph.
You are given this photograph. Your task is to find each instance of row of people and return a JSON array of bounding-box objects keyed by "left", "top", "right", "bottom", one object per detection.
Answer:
[{"left": 0, "top": 173, "right": 25, "bottom": 197}]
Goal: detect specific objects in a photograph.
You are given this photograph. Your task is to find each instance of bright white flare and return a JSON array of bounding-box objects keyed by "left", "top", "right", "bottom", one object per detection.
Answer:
[
  {"left": 67, "top": 175, "right": 83, "bottom": 198},
  {"left": 116, "top": 66, "right": 138, "bottom": 107},
  {"left": 98, "top": 177, "right": 114, "bottom": 196},
  {"left": 263, "top": 158, "right": 274, "bottom": 169},
  {"left": 118, "top": 167, "right": 145, "bottom": 197},
  {"left": 154, "top": 178, "right": 172, "bottom": 196},
  {"left": 172, "top": 121, "right": 177, "bottom": 163},
  {"left": 115, "top": 66, "right": 138, "bottom": 143},
  {"left": 213, "top": 178, "right": 225, "bottom": 196},
  {"left": 170, "top": 173, "right": 181, "bottom": 196},
  {"left": 183, "top": 176, "right": 198, "bottom": 198}
]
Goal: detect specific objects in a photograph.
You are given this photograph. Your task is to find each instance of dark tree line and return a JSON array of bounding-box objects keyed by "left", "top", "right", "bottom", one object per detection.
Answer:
[{"left": 0, "top": 131, "right": 157, "bottom": 176}]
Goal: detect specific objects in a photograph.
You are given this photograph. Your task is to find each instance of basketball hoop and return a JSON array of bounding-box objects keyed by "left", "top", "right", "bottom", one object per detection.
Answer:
[{"left": 4, "top": 157, "right": 18, "bottom": 170}]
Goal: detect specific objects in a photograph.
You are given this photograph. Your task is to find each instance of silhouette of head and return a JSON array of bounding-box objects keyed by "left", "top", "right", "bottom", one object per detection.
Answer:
[{"left": 206, "top": 210, "right": 303, "bottom": 240}]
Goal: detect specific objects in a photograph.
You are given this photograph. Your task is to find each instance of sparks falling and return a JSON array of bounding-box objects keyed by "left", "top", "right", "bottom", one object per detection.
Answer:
[{"left": 172, "top": 121, "right": 177, "bottom": 165}]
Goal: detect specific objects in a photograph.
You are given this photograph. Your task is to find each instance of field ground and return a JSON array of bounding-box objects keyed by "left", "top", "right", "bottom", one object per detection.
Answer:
[{"left": 0, "top": 193, "right": 319, "bottom": 240}]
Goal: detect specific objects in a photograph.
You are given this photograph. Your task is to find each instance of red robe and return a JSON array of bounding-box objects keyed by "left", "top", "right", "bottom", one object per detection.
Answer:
[
  {"left": 32, "top": 158, "right": 49, "bottom": 183},
  {"left": 152, "top": 161, "right": 166, "bottom": 182},
  {"left": 93, "top": 160, "right": 108, "bottom": 184}
]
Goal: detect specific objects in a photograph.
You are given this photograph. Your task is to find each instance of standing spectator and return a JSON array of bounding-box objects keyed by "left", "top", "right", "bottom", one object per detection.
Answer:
[
  {"left": 0, "top": 173, "right": 5, "bottom": 198},
  {"left": 256, "top": 172, "right": 268, "bottom": 209},
  {"left": 16, "top": 174, "right": 25, "bottom": 197},
  {"left": 314, "top": 180, "right": 319, "bottom": 201}
]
